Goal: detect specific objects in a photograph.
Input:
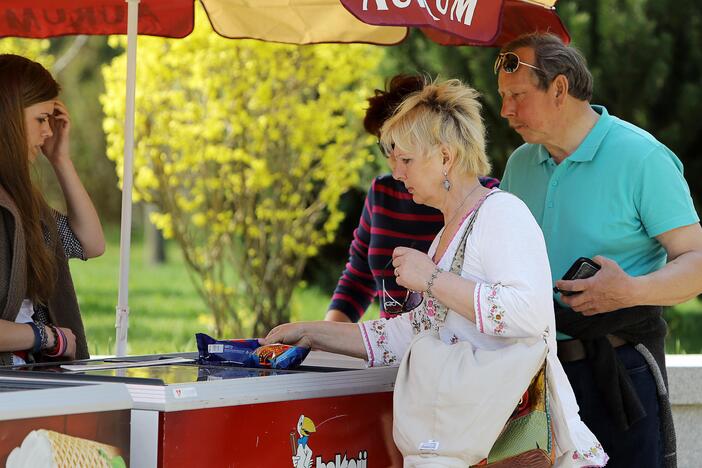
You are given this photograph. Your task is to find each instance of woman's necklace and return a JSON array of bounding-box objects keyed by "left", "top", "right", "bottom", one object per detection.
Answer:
[
  {"left": 442, "top": 182, "right": 482, "bottom": 230},
  {"left": 433, "top": 182, "right": 483, "bottom": 263}
]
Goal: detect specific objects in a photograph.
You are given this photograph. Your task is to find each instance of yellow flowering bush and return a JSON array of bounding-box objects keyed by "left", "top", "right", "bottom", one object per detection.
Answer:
[
  {"left": 0, "top": 38, "right": 53, "bottom": 68},
  {"left": 102, "top": 10, "right": 382, "bottom": 336}
]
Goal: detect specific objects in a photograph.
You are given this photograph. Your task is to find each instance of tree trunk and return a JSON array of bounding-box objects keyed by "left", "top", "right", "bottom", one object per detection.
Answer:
[{"left": 144, "top": 204, "right": 167, "bottom": 265}]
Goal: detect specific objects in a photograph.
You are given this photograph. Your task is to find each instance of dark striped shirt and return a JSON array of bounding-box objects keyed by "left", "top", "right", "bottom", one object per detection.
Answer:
[{"left": 329, "top": 174, "right": 499, "bottom": 321}]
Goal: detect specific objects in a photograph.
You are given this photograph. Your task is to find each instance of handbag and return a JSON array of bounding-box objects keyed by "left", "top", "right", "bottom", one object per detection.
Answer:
[
  {"left": 471, "top": 363, "right": 554, "bottom": 467},
  {"left": 392, "top": 191, "right": 553, "bottom": 467},
  {"left": 393, "top": 331, "right": 548, "bottom": 467}
]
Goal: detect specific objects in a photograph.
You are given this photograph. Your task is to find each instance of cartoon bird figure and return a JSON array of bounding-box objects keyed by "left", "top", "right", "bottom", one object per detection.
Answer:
[{"left": 291, "top": 415, "right": 316, "bottom": 468}]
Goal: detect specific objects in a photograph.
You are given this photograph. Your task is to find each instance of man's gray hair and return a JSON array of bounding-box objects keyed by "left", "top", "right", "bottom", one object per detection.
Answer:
[{"left": 501, "top": 33, "right": 593, "bottom": 101}]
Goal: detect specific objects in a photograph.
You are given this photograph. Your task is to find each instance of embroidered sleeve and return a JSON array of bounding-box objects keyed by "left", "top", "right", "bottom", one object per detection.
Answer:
[
  {"left": 469, "top": 195, "right": 554, "bottom": 339},
  {"left": 571, "top": 442, "right": 608, "bottom": 467},
  {"left": 358, "top": 315, "right": 413, "bottom": 368},
  {"left": 474, "top": 282, "right": 507, "bottom": 335}
]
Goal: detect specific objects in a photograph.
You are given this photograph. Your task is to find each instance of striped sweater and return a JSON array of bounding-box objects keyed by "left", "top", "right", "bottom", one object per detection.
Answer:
[{"left": 329, "top": 174, "right": 499, "bottom": 321}]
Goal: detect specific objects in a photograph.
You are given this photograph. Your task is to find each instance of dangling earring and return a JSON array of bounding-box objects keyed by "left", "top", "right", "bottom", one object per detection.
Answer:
[{"left": 443, "top": 171, "right": 451, "bottom": 191}]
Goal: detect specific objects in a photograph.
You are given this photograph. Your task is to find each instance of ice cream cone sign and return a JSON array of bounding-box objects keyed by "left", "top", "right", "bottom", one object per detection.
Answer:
[{"left": 6, "top": 429, "right": 126, "bottom": 468}]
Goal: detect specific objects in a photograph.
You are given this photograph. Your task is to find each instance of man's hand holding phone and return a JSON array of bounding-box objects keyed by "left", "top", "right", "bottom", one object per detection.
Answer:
[
  {"left": 553, "top": 257, "right": 601, "bottom": 296},
  {"left": 555, "top": 255, "right": 638, "bottom": 315}
]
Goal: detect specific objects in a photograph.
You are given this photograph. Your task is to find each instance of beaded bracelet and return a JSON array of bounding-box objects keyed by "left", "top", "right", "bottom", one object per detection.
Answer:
[
  {"left": 36, "top": 321, "right": 49, "bottom": 350},
  {"left": 27, "top": 322, "right": 42, "bottom": 355},
  {"left": 46, "top": 325, "right": 60, "bottom": 355},
  {"left": 426, "top": 267, "right": 443, "bottom": 297}
]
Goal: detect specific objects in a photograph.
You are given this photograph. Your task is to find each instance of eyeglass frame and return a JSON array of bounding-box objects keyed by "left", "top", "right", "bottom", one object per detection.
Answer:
[
  {"left": 493, "top": 51, "right": 544, "bottom": 75},
  {"left": 380, "top": 254, "right": 423, "bottom": 314},
  {"left": 381, "top": 278, "right": 423, "bottom": 314},
  {"left": 377, "top": 139, "right": 394, "bottom": 159}
]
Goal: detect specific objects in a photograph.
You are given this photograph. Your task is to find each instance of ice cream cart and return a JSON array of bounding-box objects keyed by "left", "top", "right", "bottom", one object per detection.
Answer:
[{"left": 1, "top": 351, "right": 401, "bottom": 467}]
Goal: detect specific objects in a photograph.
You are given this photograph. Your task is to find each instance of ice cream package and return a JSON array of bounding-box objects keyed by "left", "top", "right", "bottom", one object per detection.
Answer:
[
  {"left": 6, "top": 429, "right": 125, "bottom": 468},
  {"left": 196, "top": 333, "right": 309, "bottom": 369}
]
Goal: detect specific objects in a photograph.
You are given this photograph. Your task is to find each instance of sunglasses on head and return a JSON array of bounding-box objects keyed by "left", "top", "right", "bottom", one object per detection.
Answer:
[
  {"left": 377, "top": 140, "right": 395, "bottom": 159},
  {"left": 381, "top": 254, "right": 423, "bottom": 314},
  {"left": 493, "top": 52, "right": 543, "bottom": 75}
]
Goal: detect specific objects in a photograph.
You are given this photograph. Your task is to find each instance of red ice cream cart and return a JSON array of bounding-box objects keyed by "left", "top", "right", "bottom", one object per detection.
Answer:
[{"left": 1, "top": 351, "right": 401, "bottom": 467}]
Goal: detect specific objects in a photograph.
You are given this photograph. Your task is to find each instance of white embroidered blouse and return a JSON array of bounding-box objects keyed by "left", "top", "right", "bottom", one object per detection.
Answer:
[{"left": 358, "top": 189, "right": 608, "bottom": 467}]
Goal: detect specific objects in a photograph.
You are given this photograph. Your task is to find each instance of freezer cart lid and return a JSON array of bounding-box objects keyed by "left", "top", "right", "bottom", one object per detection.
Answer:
[
  {"left": 0, "top": 379, "right": 133, "bottom": 421},
  {"left": 0, "top": 351, "right": 397, "bottom": 412}
]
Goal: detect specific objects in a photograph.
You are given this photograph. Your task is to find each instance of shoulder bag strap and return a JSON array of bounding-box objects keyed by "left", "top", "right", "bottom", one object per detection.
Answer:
[{"left": 432, "top": 189, "right": 501, "bottom": 323}]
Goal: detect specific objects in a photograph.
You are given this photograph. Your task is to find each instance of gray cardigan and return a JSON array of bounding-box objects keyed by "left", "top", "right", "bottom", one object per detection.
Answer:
[{"left": 0, "top": 185, "right": 89, "bottom": 365}]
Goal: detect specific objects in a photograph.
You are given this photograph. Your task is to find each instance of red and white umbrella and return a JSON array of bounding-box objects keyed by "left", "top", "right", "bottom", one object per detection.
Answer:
[
  {"left": 2, "top": 1, "right": 567, "bottom": 45},
  {"left": 1, "top": 0, "right": 568, "bottom": 355}
]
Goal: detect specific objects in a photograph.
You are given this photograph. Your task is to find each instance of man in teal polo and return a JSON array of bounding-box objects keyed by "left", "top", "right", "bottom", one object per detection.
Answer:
[{"left": 497, "top": 33, "right": 702, "bottom": 467}]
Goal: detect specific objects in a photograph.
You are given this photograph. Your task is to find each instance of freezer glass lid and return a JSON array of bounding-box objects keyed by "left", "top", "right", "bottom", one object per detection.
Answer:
[
  {"left": 0, "top": 354, "right": 335, "bottom": 385},
  {"left": 86, "top": 363, "right": 297, "bottom": 383}
]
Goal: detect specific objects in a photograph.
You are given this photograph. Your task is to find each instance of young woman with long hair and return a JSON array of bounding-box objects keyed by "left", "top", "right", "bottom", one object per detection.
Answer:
[{"left": 0, "top": 54, "right": 105, "bottom": 365}]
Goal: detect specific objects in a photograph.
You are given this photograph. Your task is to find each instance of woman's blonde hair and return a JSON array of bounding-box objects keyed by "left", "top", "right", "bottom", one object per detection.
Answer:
[{"left": 379, "top": 79, "right": 490, "bottom": 177}]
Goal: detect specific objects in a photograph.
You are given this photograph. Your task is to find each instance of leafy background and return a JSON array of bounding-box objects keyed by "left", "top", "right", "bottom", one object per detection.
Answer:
[{"left": 3, "top": 0, "right": 701, "bottom": 355}]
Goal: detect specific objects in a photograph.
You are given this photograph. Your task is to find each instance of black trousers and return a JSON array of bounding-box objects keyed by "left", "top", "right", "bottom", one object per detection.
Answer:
[{"left": 562, "top": 345, "right": 663, "bottom": 468}]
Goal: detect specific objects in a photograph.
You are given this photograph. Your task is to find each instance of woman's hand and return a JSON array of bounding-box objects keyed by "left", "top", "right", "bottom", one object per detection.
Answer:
[
  {"left": 41, "top": 100, "right": 71, "bottom": 165},
  {"left": 43, "top": 100, "right": 106, "bottom": 259},
  {"left": 60, "top": 327, "right": 77, "bottom": 360},
  {"left": 392, "top": 246, "right": 437, "bottom": 292},
  {"left": 261, "top": 321, "right": 367, "bottom": 359},
  {"left": 260, "top": 323, "right": 313, "bottom": 349},
  {"left": 43, "top": 325, "right": 77, "bottom": 360}
]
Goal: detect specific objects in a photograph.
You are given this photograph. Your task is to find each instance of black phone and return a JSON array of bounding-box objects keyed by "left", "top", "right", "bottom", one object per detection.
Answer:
[{"left": 553, "top": 257, "right": 601, "bottom": 296}]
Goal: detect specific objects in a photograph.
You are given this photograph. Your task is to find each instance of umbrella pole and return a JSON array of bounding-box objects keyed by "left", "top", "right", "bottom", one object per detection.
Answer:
[{"left": 115, "top": 0, "right": 140, "bottom": 357}]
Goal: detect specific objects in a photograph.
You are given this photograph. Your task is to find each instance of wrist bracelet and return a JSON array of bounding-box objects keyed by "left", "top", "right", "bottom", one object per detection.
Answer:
[
  {"left": 57, "top": 327, "right": 67, "bottom": 357},
  {"left": 47, "top": 326, "right": 67, "bottom": 358},
  {"left": 36, "top": 321, "right": 49, "bottom": 350},
  {"left": 27, "top": 322, "right": 42, "bottom": 355},
  {"left": 47, "top": 325, "right": 60, "bottom": 355},
  {"left": 426, "top": 267, "right": 443, "bottom": 296}
]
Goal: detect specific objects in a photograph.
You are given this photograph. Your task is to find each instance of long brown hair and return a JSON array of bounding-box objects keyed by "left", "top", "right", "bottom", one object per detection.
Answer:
[{"left": 0, "top": 54, "right": 60, "bottom": 303}]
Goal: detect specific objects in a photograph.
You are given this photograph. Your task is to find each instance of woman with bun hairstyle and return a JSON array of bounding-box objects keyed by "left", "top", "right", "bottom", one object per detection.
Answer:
[
  {"left": 267, "top": 79, "right": 607, "bottom": 467},
  {"left": 326, "top": 74, "right": 498, "bottom": 323}
]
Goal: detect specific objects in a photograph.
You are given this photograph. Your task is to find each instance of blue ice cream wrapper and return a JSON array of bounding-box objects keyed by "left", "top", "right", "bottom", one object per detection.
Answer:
[{"left": 196, "top": 333, "right": 309, "bottom": 369}]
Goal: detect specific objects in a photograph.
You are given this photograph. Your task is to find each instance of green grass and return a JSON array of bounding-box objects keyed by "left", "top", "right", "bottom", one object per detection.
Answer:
[
  {"left": 665, "top": 300, "right": 702, "bottom": 354},
  {"left": 71, "top": 231, "right": 698, "bottom": 355},
  {"left": 72, "top": 233, "right": 206, "bottom": 355},
  {"left": 71, "top": 231, "right": 379, "bottom": 356}
]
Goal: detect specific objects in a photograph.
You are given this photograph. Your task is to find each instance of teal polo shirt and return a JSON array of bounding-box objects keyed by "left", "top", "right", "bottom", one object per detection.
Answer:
[{"left": 501, "top": 105, "right": 698, "bottom": 301}]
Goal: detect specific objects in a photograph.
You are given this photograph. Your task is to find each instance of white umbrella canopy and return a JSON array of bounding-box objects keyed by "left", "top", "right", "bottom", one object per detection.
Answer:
[{"left": 1, "top": 0, "right": 569, "bottom": 355}]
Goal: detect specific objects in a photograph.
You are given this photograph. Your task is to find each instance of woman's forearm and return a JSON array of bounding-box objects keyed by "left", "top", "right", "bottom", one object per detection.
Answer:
[
  {"left": 306, "top": 321, "right": 368, "bottom": 359},
  {"left": 427, "top": 271, "right": 477, "bottom": 322},
  {"left": 0, "top": 320, "right": 37, "bottom": 352},
  {"left": 51, "top": 158, "right": 105, "bottom": 258},
  {"left": 263, "top": 321, "right": 368, "bottom": 360}
]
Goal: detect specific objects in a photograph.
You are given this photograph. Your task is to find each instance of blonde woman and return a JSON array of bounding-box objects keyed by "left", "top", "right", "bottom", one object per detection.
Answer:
[{"left": 262, "top": 79, "right": 607, "bottom": 467}]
